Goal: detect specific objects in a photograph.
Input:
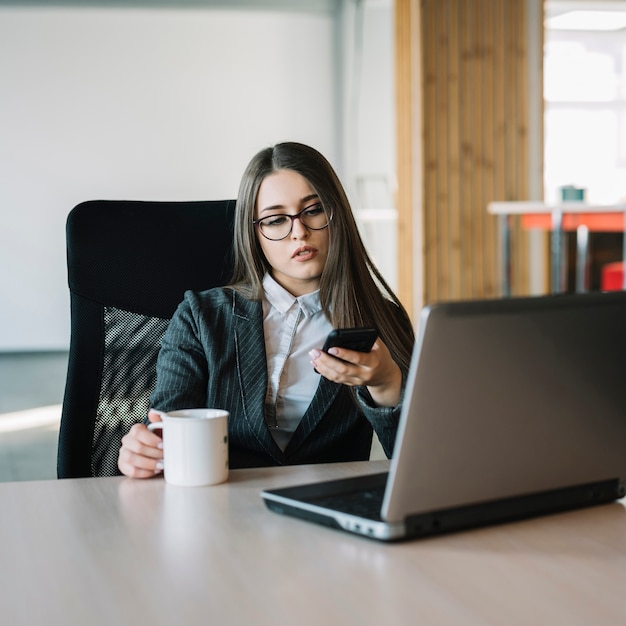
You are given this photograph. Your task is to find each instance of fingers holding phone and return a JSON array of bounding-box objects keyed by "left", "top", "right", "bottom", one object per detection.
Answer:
[
  {"left": 310, "top": 327, "right": 378, "bottom": 381},
  {"left": 309, "top": 327, "right": 402, "bottom": 407}
]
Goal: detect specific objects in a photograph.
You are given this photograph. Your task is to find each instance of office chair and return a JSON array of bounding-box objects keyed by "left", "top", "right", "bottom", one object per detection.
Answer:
[{"left": 58, "top": 199, "right": 235, "bottom": 478}]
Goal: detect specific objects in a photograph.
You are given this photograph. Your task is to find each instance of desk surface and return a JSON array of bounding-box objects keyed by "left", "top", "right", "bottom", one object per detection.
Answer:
[{"left": 2, "top": 461, "right": 626, "bottom": 626}]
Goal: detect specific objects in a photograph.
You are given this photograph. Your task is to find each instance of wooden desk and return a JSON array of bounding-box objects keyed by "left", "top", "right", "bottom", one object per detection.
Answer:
[
  {"left": 1, "top": 461, "right": 626, "bottom": 625},
  {"left": 488, "top": 201, "right": 626, "bottom": 294}
]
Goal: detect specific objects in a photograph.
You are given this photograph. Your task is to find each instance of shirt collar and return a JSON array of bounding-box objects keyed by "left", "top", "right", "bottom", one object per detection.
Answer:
[{"left": 263, "top": 273, "right": 323, "bottom": 319}]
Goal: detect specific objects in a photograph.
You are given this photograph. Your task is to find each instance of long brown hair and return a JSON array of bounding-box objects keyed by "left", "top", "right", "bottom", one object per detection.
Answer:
[{"left": 229, "top": 142, "right": 414, "bottom": 371}]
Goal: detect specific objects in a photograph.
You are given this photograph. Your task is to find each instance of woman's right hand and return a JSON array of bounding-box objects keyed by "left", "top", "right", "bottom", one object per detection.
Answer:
[{"left": 117, "top": 409, "right": 165, "bottom": 478}]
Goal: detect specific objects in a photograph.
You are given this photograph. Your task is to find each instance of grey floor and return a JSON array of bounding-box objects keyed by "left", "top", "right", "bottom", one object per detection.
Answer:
[{"left": 0, "top": 351, "right": 68, "bottom": 482}]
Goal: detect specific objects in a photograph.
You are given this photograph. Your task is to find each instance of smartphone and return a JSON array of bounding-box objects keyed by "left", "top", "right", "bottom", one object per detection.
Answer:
[{"left": 321, "top": 327, "right": 378, "bottom": 354}]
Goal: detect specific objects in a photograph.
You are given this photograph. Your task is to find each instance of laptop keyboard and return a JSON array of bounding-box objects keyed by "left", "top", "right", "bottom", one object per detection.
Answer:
[{"left": 310, "top": 484, "right": 386, "bottom": 521}]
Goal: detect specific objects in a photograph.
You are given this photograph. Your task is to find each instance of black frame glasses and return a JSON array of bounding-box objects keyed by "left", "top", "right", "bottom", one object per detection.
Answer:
[{"left": 253, "top": 204, "right": 333, "bottom": 241}]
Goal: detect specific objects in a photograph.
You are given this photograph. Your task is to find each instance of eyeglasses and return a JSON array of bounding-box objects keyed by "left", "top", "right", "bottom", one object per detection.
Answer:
[{"left": 253, "top": 204, "right": 332, "bottom": 241}]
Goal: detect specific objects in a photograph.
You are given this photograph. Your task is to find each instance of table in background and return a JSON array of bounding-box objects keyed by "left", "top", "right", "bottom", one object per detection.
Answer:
[
  {"left": 488, "top": 201, "right": 626, "bottom": 294},
  {"left": 1, "top": 461, "right": 626, "bottom": 626}
]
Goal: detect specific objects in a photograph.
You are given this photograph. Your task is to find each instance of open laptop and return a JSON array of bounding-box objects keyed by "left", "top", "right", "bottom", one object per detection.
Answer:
[{"left": 261, "top": 291, "right": 626, "bottom": 541}]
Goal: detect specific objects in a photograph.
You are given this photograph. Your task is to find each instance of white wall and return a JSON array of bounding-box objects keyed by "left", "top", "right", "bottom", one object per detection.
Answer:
[
  {"left": 0, "top": 4, "right": 340, "bottom": 350},
  {"left": 350, "top": 1, "right": 397, "bottom": 292}
]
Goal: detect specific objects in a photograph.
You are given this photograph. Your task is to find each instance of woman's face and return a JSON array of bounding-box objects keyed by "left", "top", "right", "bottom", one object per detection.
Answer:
[{"left": 255, "top": 169, "right": 330, "bottom": 297}]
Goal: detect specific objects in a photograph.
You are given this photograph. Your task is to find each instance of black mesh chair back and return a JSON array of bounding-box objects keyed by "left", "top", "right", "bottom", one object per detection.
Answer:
[{"left": 58, "top": 199, "right": 235, "bottom": 478}]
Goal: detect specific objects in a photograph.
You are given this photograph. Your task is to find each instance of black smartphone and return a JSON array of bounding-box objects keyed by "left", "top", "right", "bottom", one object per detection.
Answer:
[{"left": 321, "top": 327, "right": 378, "bottom": 354}]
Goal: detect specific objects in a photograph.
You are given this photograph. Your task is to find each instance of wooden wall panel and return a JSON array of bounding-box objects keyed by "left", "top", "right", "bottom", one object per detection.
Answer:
[
  {"left": 395, "top": 0, "right": 416, "bottom": 314},
  {"left": 396, "top": 0, "right": 540, "bottom": 306}
]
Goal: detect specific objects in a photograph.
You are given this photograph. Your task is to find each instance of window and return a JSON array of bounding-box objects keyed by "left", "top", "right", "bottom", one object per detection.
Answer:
[{"left": 544, "top": 6, "right": 626, "bottom": 204}]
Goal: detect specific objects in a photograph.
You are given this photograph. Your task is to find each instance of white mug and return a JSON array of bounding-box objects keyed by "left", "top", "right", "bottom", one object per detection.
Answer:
[{"left": 148, "top": 409, "right": 229, "bottom": 487}]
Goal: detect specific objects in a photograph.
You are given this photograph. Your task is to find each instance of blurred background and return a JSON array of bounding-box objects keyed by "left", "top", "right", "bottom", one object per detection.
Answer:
[{"left": 1, "top": 0, "right": 625, "bottom": 480}]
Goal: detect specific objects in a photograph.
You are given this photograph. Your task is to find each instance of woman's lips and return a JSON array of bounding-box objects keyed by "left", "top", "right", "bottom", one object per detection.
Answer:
[{"left": 292, "top": 246, "right": 318, "bottom": 262}]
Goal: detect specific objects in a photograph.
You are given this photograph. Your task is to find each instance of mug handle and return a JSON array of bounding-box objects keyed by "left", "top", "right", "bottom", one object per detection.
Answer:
[
  {"left": 147, "top": 409, "right": 167, "bottom": 433},
  {"left": 146, "top": 415, "right": 166, "bottom": 473}
]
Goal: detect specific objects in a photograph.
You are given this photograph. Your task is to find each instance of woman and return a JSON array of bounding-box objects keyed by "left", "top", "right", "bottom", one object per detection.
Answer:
[{"left": 118, "top": 142, "right": 414, "bottom": 477}]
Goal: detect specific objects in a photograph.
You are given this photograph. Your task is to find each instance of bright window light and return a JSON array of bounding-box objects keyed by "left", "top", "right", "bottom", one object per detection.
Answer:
[
  {"left": 546, "top": 11, "right": 626, "bottom": 31},
  {"left": 544, "top": 10, "right": 626, "bottom": 204}
]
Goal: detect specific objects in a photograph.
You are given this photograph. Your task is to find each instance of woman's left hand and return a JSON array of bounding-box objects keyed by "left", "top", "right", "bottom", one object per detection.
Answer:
[{"left": 309, "top": 339, "right": 402, "bottom": 407}]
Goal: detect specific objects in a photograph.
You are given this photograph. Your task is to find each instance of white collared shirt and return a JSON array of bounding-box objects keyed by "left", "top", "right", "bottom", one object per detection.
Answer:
[{"left": 262, "top": 274, "right": 333, "bottom": 451}]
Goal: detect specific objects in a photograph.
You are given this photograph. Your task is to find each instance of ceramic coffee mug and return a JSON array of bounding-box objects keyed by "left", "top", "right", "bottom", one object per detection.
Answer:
[{"left": 148, "top": 409, "right": 229, "bottom": 487}]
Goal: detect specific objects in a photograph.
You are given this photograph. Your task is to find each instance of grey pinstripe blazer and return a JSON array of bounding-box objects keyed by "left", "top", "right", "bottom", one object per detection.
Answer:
[{"left": 151, "top": 288, "right": 408, "bottom": 469}]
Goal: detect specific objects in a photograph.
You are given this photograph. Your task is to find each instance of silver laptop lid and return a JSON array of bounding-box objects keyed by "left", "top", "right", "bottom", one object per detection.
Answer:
[{"left": 383, "top": 292, "right": 626, "bottom": 523}]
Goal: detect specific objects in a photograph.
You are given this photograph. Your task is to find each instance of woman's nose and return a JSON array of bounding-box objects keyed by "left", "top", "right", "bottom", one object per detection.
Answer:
[{"left": 290, "top": 216, "right": 309, "bottom": 239}]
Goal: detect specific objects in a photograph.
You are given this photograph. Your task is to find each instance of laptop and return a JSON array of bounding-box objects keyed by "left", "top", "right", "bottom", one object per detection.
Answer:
[{"left": 261, "top": 291, "right": 626, "bottom": 541}]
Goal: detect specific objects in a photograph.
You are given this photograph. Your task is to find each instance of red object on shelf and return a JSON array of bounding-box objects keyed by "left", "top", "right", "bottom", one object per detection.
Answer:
[
  {"left": 601, "top": 262, "right": 625, "bottom": 291},
  {"left": 521, "top": 213, "right": 624, "bottom": 232}
]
